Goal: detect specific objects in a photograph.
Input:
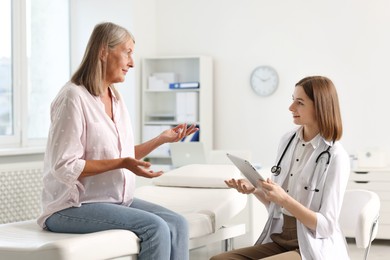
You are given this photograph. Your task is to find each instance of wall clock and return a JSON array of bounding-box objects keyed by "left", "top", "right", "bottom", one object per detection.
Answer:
[{"left": 250, "top": 65, "right": 279, "bottom": 96}]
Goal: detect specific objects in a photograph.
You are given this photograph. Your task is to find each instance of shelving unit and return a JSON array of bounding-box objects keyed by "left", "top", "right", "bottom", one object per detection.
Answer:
[{"left": 141, "top": 56, "right": 213, "bottom": 164}]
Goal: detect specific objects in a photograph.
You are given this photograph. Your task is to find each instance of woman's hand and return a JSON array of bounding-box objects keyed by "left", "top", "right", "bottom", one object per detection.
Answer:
[
  {"left": 261, "top": 178, "right": 289, "bottom": 206},
  {"left": 123, "top": 157, "right": 163, "bottom": 178},
  {"left": 225, "top": 178, "right": 256, "bottom": 194},
  {"left": 159, "top": 123, "right": 199, "bottom": 143},
  {"left": 134, "top": 123, "right": 198, "bottom": 160}
]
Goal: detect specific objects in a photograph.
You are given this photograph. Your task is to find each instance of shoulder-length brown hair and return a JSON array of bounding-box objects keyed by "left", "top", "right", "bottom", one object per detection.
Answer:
[
  {"left": 71, "top": 22, "right": 135, "bottom": 97},
  {"left": 296, "top": 76, "right": 343, "bottom": 141}
]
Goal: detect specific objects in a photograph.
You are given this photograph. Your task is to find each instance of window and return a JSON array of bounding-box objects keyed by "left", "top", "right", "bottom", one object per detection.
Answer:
[
  {"left": 0, "top": 0, "right": 12, "bottom": 138},
  {"left": 0, "top": 0, "right": 70, "bottom": 148}
]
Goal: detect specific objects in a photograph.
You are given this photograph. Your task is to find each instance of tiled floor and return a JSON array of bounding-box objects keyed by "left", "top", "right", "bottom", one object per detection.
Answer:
[
  {"left": 189, "top": 239, "right": 390, "bottom": 260},
  {"left": 348, "top": 239, "right": 390, "bottom": 260}
]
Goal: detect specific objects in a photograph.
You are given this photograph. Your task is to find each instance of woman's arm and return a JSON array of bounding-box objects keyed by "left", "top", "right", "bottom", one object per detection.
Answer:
[
  {"left": 135, "top": 123, "right": 198, "bottom": 159},
  {"left": 79, "top": 157, "right": 163, "bottom": 179}
]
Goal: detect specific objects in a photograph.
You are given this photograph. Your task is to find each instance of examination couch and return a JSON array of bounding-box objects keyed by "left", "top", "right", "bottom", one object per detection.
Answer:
[{"left": 0, "top": 162, "right": 247, "bottom": 259}]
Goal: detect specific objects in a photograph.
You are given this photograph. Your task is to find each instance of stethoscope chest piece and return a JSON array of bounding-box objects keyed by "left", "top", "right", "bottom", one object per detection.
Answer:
[{"left": 271, "top": 165, "right": 281, "bottom": 176}]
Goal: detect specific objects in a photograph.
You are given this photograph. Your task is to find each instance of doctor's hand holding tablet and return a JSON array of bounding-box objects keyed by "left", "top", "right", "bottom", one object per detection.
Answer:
[
  {"left": 225, "top": 153, "right": 264, "bottom": 193},
  {"left": 226, "top": 153, "right": 286, "bottom": 205}
]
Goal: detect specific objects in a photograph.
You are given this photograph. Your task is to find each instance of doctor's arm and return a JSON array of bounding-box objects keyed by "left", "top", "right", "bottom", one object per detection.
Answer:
[
  {"left": 261, "top": 178, "right": 317, "bottom": 231},
  {"left": 225, "top": 178, "right": 270, "bottom": 207}
]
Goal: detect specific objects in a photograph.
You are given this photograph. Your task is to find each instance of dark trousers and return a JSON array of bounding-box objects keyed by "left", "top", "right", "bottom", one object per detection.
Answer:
[{"left": 210, "top": 214, "right": 301, "bottom": 260}]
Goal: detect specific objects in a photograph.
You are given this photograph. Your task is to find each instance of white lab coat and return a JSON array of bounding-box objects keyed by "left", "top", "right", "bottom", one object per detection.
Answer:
[{"left": 256, "top": 128, "right": 350, "bottom": 260}]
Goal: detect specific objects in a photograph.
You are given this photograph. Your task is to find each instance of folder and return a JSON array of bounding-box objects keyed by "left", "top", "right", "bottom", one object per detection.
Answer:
[{"left": 169, "top": 82, "right": 200, "bottom": 89}]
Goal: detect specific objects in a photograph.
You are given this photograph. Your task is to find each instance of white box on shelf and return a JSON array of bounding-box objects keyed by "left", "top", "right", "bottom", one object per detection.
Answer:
[
  {"left": 176, "top": 92, "right": 198, "bottom": 122},
  {"left": 148, "top": 73, "right": 177, "bottom": 90}
]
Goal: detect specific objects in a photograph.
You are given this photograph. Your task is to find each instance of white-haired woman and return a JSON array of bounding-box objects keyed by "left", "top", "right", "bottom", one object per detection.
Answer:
[{"left": 38, "top": 22, "right": 195, "bottom": 260}]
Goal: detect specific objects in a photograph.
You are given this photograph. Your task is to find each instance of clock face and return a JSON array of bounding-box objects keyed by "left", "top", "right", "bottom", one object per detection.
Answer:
[{"left": 250, "top": 66, "right": 279, "bottom": 96}]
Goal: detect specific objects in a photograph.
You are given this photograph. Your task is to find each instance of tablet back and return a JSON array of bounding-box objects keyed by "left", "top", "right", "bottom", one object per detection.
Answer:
[{"left": 226, "top": 153, "right": 264, "bottom": 187}]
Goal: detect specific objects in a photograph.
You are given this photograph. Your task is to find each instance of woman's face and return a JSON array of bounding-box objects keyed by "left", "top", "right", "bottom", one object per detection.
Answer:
[
  {"left": 104, "top": 38, "right": 134, "bottom": 85},
  {"left": 289, "top": 85, "right": 317, "bottom": 128}
]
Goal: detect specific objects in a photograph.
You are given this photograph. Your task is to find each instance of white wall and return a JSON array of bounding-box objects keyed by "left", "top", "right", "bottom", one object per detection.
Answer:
[
  {"left": 71, "top": 0, "right": 390, "bottom": 167},
  {"left": 140, "top": 0, "right": 390, "bottom": 167},
  {"left": 69, "top": 0, "right": 390, "bottom": 249}
]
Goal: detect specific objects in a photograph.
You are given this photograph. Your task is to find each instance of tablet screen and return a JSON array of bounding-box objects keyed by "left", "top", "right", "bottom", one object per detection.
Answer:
[{"left": 226, "top": 153, "right": 264, "bottom": 187}]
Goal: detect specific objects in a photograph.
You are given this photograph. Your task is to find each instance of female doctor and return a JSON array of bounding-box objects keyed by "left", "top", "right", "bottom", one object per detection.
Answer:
[{"left": 211, "top": 76, "right": 350, "bottom": 260}]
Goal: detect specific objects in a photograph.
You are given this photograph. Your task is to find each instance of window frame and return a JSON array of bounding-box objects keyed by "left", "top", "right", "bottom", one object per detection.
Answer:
[
  {"left": 0, "top": 0, "right": 70, "bottom": 150},
  {"left": 0, "top": 0, "right": 24, "bottom": 147}
]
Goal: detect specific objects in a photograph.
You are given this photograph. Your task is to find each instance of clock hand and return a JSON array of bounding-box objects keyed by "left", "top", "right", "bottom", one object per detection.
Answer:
[{"left": 254, "top": 74, "right": 270, "bottom": 81}]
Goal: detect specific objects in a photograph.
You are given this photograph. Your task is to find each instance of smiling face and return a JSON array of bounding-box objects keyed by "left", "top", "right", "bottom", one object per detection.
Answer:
[
  {"left": 289, "top": 85, "right": 318, "bottom": 132},
  {"left": 104, "top": 37, "right": 134, "bottom": 86}
]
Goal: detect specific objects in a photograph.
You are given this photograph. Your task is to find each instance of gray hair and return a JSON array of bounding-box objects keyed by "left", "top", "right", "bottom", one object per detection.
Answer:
[{"left": 71, "top": 22, "right": 135, "bottom": 97}]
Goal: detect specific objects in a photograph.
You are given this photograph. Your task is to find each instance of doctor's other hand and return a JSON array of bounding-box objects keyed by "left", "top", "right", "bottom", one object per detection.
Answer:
[
  {"left": 122, "top": 157, "right": 163, "bottom": 179},
  {"left": 261, "top": 178, "right": 289, "bottom": 206},
  {"left": 159, "top": 123, "right": 199, "bottom": 143},
  {"left": 225, "top": 178, "right": 256, "bottom": 194}
]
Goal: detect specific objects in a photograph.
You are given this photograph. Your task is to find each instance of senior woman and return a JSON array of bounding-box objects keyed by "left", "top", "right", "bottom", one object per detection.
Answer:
[{"left": 37, "top": 22, "right": 196, "bottom": 260}]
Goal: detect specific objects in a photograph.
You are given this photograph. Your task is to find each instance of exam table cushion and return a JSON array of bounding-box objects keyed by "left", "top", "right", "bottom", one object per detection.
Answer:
[
  {"left": 0, "top": 220, "right": 139, "bottom": 260},
  {"left": 135, "top": 185, "right": 247, "bottom": 238}
]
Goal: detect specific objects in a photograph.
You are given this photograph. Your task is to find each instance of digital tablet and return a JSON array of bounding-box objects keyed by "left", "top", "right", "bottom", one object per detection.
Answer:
[{"left": 226, "top": 153, "right": 265, "bottom": 188}]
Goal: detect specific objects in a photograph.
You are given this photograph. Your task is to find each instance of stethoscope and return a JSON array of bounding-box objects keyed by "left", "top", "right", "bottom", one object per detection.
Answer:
[{"left": 270, "top": 133, "right": 332, "bottom": 192}]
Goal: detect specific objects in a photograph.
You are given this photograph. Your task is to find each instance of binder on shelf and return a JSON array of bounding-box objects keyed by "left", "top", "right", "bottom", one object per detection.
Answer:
[
  {"left": 176, "top": 92, "right": 199, "bottom": 122},
  {"left": 169, "top": 82, "right": 200, "bottom": 89}
]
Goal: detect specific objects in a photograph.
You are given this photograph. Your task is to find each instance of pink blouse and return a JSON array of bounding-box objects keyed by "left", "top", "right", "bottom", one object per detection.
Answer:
[{"left": 37, "top": 82, "right": 135, "bottom": 228}]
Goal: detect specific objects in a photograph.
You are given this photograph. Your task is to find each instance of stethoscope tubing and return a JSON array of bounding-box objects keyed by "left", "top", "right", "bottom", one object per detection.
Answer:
[
  {"left": 271, "top": 132, "right": 333, "bottom": 192},
  {"left": 271, "top": 133, "right": 297, "bottom": 176}
]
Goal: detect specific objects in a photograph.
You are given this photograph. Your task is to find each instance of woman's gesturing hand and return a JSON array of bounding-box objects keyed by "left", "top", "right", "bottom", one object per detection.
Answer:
[
  {"left": 159, "top": 123, "right": 199, "bottom": 143},
  {"left": 123, "top": 157, "right": 163, "bottom": 178}
]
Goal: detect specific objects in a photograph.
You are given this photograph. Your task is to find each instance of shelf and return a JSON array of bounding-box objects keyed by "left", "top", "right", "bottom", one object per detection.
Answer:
[
  {"left": 141, "top": 56, "right": 213, "bottom": 165},
  {"left": 146, "top": 113, "right": 175, "bottom": 118},
  {"left": 145, "top": 89, "right": 200, "bottom": 93},
  {"left": 145, "top": 155, "right": 171, "bottom": 159},
  {"left": 144, "top": 121, "right": 200, "bottom": 125}
]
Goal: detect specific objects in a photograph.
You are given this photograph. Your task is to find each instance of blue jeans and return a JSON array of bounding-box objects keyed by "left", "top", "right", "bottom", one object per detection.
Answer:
[{"left": 45, "top": 198, "right": 189, "bottom": 260}]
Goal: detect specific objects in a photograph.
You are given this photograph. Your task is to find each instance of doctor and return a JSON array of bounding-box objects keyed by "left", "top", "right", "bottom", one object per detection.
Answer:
[{"left": 211, "top": 76, "right": 350, "bottom": 260}]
